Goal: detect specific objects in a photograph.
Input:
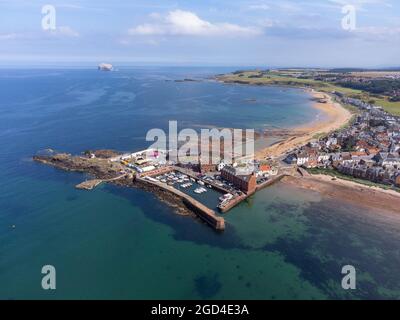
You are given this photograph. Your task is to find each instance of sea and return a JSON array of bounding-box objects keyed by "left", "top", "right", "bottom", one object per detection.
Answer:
[{"left": 1, "top": 67, "right": 399, "bottom": 300}]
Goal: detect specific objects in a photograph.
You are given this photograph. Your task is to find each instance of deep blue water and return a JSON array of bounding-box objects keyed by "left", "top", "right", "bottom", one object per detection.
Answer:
[{"left": 1, "top": 67, "right": 400, "bottom": 300}]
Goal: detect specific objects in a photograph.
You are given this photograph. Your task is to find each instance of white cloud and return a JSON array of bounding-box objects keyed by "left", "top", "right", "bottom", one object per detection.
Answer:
[
  {"left": 328, "top": 0, "right": 392, "bottom": 10},
  {"left": 354, "top": 26, "right": 400, "bottom": 40},
  {"left": 248, "top": 3, "right": 270, "bottom": 10},
  {"left": 0, "top": 33, "right": 19, "bottom": 40},
  {"left": 57, "top": 4, "right": 84, "bottom": 10},
  {"left": 50, "top": 26, "right": 80, "bottom": 38},
  {"left": 129, "top": 10, "right": 261, "bottom": 36}
]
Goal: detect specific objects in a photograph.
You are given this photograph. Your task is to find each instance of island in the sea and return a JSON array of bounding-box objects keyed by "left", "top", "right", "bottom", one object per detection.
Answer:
[
  {"left": 98, "top": 63, "right": 114, "bottom": 71},
  {"left": 34, "top": 68, "right": 400, "bottom": 230}
]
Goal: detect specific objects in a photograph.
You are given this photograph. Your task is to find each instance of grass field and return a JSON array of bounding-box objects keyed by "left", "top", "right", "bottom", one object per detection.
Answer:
[{"left": 218, "top": 71, "right": 400, "bottom": 116}]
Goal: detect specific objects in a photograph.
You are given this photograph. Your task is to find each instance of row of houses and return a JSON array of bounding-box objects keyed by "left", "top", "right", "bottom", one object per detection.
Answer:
[{"left": 285, "top": 96, "right": 400, "bottom": 187}]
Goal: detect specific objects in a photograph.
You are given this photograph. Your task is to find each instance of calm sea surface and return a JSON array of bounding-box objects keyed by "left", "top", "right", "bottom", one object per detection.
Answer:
[{"left": 1, "top": 67, "right": 399, "bottom": 299}]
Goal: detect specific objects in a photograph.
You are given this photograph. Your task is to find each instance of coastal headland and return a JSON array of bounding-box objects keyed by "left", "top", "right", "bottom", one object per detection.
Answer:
[{"left": 33, "top": 152, "right": 230, "bottom": 231}]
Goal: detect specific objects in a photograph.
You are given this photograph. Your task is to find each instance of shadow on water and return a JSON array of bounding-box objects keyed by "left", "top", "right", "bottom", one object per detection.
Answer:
[
  {"left": 104, "top": 184, "right": 249, "bottom": 251},
  {"left": 264, "top": 199, "right": 400, "bottom": 299},
  {"left": 194, "top": 273, "right": 222, "bottom": 299}
]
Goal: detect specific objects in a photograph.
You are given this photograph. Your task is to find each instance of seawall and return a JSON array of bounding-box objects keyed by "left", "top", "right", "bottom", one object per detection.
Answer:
[{"left": 137, "top": 177, "right": 225, "bottom": 231}]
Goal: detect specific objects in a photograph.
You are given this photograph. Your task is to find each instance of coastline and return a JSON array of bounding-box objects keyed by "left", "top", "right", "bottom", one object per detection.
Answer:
[
  {"left": 282, "top": 174, "right": 400, "bottom": 216},
  {"left": 216, "top": 74, "right": 400, "bottom": 218},
  {"left": 255, "top": 90, "right": 352, "bottom": 159}
]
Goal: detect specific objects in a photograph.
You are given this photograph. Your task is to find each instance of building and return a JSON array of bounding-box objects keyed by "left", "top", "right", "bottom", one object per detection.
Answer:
[
  {"left": 221, "top": 166, "right": 257, "bottom": 194},
  {"left": 217, "top": 161, "right": 227, "bottom": 171},
  {"left": 296, "top": 152, "right": 309, "bottom": 166},
  {"left": 396, "top": 175, "right": 400, "bottom": 187},
  {"left": 284, "top": 153, "right": 297, "bottom": 165},
  {"left": 196, "top": 157, "right": 217, "bottom": 174}
]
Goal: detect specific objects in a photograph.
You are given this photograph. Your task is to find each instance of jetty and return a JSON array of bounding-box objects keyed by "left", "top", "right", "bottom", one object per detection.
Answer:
[
  {"left": 76, "top": 179, "right": 103, "bottom": 190},
  {"left": 138, "top": 176, "right": 225, "bottom": 231},
  {"left": 75, "top": 173, "right": 129, "bottom": 190}
]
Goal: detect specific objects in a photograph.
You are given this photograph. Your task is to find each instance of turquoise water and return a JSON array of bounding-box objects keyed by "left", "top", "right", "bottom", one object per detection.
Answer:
[{"left": 1, "top": 68, "right": 400, "bottom": 299}]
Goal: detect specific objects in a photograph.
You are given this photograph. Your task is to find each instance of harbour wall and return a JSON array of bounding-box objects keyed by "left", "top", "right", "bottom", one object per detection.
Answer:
[{"left": 137, "top": 177, "right": 225, "bottom": 231}]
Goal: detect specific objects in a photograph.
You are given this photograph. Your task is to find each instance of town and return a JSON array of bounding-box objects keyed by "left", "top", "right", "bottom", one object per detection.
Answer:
[
  {"left": 284, "top": 93, "right": 400, "bottom": 188},
  {"left": 34, "top": 90, "right": 400, "bottom": 232}
]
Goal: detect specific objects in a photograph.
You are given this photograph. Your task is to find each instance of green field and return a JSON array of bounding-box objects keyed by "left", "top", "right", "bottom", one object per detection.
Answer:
[{"left": 218, "top": 71, "right": 400, "bottom": 116}]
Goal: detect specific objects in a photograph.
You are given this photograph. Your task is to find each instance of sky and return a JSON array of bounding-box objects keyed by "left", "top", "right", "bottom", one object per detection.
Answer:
[{"left": 0, "top": 0, "right": 400, "bottom": 67}]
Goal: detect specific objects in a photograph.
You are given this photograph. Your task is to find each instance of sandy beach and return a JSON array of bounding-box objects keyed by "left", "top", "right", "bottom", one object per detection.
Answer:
[
  {"left": 283, "top": 174, "right": 400, "bottom": 215},
  {"left": 255, "top": 91, "right": 352, "bottom": 160}
]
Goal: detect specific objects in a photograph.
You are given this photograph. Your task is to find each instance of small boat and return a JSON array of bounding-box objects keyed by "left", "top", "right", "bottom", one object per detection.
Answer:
[
  {"left": 219, "top": 193, "right": 233, "bottom": 201},
  {"left": 198, "top": 181, "right": 205, "bottom": 186}
]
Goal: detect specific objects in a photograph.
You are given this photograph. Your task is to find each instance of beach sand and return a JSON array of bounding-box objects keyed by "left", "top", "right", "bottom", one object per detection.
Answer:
[
  {"left": 282, "top": 174, "right": 400, "bottom": 216},
  {"left": 255, "top": 91, "right": 352, "bottom": 160}
]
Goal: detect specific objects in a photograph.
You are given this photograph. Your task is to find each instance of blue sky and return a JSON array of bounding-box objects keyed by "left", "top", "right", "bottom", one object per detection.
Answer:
[{"left": 1, "top": 0, "right": 400, "bottom": 67}]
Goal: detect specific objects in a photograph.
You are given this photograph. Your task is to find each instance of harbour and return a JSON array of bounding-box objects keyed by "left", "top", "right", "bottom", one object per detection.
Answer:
[
  {"left": 4, "top": 67, "right": 400, "bottom": 299},
  {"left": 34, "top": 144, "right": 294, "bottom": 232}
]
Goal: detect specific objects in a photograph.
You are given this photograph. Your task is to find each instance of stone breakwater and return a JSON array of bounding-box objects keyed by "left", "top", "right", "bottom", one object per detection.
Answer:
[{"left": 33, "top": 152, "right": 225, "bottom": 231}]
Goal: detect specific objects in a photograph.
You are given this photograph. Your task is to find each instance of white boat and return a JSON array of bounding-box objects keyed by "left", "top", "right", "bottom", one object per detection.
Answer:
[
  {"left": 194, "top": 187, "right": 207, "bottom": 194},
  {"left": 198, "top": 181, "right": 205, "bottom": 186},
  {"left": 219, "top": 193, "right": 233, "bottom": 201}
]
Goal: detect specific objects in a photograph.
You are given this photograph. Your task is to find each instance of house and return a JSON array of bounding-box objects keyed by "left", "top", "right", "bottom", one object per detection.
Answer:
[
  {"left": 374, "top": 152, "right": 400, "bottom": 166},
  {"left": 221, "top": 166, "right": 257, "bottom": 194},
  {"left": 296, "top": 152, "right": 309, "bottom": 166},
  {"left": 396, "top": 174, "right": 400, "bottom": 187},
  {"left": 318, "top": 153, "right": 330, "bottom": 163},
  {"left": 366, "top": 147, "right": 380, "bottom": 156},
  {"left": 284, "top": 153, "right": 297, "bottom": 165},
  {"left": 326, "top": 137, "right": 338, "bottom": 147},
  {"left": 382, "top": 154, "right": 400, "bottom": 167},
  {"left": 259, "top": 164, "right": 271, "bottom": 172},
  {"left": 217, "top": 161, "right": 227, "bottom": 171},
  {"left": 257, "top": 163, "right": 278, "bottom": 176}
]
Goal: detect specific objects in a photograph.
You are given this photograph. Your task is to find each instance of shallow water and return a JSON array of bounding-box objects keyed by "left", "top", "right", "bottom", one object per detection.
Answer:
[{"left": 0, "top": 67, "right": 399, "bottom": 299}]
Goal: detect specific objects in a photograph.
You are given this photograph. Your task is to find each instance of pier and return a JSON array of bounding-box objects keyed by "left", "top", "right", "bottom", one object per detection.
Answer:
[
  {"left": 76, "top": 179, "right": 104, "bottom": 190},
  {"left": 75, "top": 173, "right": 129, "bottom": 190},
  {"left": 137, "top": 176, "right": 225, "bottom": 231}
]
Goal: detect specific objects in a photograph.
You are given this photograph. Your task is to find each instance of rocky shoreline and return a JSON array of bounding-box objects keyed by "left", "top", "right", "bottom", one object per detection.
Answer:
[{"left": 33, "top": 152, "right": 196, "bottom": 218}]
